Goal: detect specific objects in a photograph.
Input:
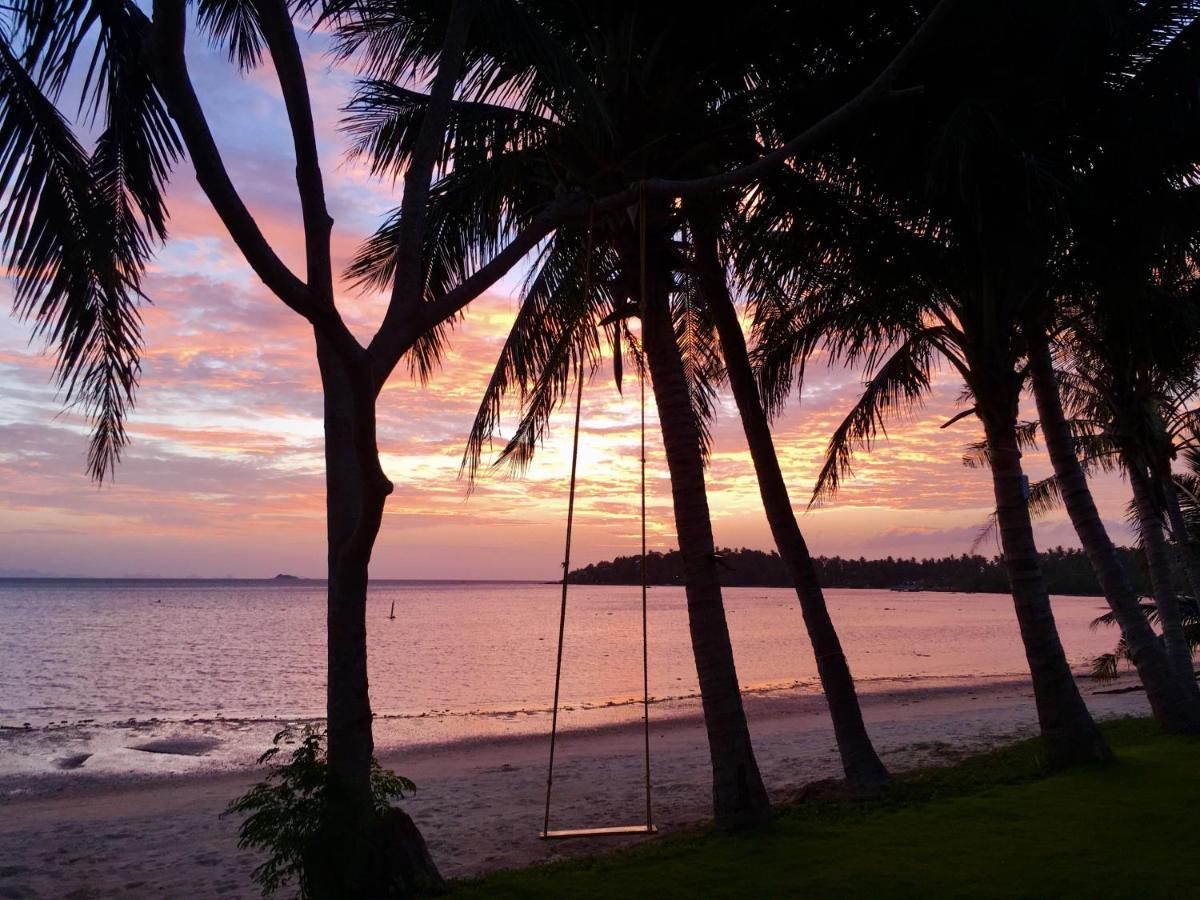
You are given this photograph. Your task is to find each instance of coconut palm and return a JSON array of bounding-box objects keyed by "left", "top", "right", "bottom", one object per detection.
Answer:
[
  {"left": 740, "top": 0, "right": 1141, "bottom": 766},
  {"left": 1172, "top": 445, "right": 1200, "bottom": 537},
  {"left": 1009, "top": 6, "right": 1200, "bottom": 729},
  {"left": 343, "top": 1, "right": 959, "bottom": 814},
  {"left": 1055, "top": 291, "right": 1200, "bottom": 695},
  {"left": 0, "top": 0, "right": 614, "bottom": 889},
  {"left": 1091, "top": 598, "right": 1200, "bottom": 683},
  {"left": 347, "top": 0, "right": 779, "bottom": 829},
  {"left": 1020, "top": 332, "right": 1200, "bottom": 725},
  {"left": 687, "top": 198, "right": 888, "bottom": 788},
  {"left": 964, "top": 312, "right": 1200, "bottom": 728}
]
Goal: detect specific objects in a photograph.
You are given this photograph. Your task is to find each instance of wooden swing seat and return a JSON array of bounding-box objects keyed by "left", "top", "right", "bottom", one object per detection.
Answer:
[{"left": 539, "top": 824, "right": 658, "bottom": 840}]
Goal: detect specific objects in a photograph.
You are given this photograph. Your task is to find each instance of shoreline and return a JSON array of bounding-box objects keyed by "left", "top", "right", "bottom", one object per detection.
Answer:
[
  {"left": 0, "top": 670, "right": 1048, "bottom": 788},
  {"left": 0, "top": 672, "right": 1051, "bottom": 798},
  {"left": 0, "top": 672, "right": 1151, "bottom": 898}
]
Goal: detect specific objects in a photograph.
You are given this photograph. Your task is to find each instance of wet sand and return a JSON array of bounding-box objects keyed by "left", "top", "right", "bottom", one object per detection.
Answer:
[{"left": 0, "top": 674, "right": 1151, "bottom": 898}]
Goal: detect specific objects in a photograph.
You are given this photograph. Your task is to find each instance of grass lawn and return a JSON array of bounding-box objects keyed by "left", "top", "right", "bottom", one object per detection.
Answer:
[{"left": 456, "top": 718, "right": 1198, "bottom": 898}]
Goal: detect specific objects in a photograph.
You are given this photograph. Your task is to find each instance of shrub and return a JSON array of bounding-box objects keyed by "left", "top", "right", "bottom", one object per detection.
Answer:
[{"left": 226, "top": 727, "right": 416, "bottom": 898}]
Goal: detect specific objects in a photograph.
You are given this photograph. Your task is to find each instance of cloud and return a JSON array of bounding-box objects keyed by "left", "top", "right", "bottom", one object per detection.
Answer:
[{"left": 0, "top": 27, "right": 1140, "bottom": 579}]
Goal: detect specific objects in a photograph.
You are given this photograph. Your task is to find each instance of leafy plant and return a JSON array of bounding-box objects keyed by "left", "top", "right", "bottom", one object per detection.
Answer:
[
  {"left": 1090, "top": 598, "right": 1200, "bottom": 681},
  {"left": 226, "top": 727, "right": 416, "bottom": 898}
]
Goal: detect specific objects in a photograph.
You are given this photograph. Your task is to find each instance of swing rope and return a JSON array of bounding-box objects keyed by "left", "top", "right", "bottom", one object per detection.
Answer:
[
  {"left": 541, "top": 200, "right": 654, "bottom": 840},
  {"left": 541, "top": 364, "right": 584, "bottom": 838},
  {"left": 638, "top": 180, "right": 653, "bottom": 829}
]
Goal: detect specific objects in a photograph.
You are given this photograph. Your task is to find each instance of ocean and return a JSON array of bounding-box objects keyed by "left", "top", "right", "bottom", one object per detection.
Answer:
[{"left": 0, "top": 578, "right": 1120, "bottom": 781}]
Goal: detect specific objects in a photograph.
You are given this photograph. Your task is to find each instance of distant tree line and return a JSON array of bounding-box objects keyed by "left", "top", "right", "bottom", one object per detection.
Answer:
[{"left": 568, "top": 546, "right": 1153, "bottom": 596}]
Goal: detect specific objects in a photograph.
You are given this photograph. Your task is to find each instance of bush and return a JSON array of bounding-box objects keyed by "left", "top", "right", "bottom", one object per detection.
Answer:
[{"left": 226, "top": 727, "right": 417, "bottom": 898}]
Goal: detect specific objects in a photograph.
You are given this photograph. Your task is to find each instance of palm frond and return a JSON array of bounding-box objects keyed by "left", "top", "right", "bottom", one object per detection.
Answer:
[
  {"left": 493, "top": 320, "right": 592, "bottom": 477},
  {"left": 342, "top": 78, "right": 550, "bottom": 183},
  {"left": 1089, "top": 601, "right": 1159, "bottom": 630},
  {"left": 347, "top": 143, "right": 553, "bottom": 298},
  {"left": 673, "top": 268, "right": 720, "bottom": 459},
  {"left": 961, "top": 421, "right": 1040, "bottom": 468},
  {"left": 460, "top": 227, "right": 614, "bottom": 482},
  {"left": 326, "top": 0, "right": 599, "bottom": 128},
  {"left": 8, "top": 0, "right": 97, "bottom": 99},
  {"left": 966, "top": 472, "right": 1061, "bottom": 555},
  {"left": 810, "top": 329, "right": 939, "bottom": 505},
  {"left": 346, "top": 143, "right": 556, "bottom": 381},
  {"left": 1027, "top": 474, "right": 1064, "bottom": 519},
  {"left": 197, "top": 0, "right": 265, "bottom": 70},
  {"left": 740, "top": 162, "right": 949, "bottom": 420},
  {"left": 1088, "top": 592, "right": 1200, "bottom": 680},
  {"left": 89, "top": 0, "right": 180, "bottom": 241},
  {"left": 0, "top": 33, "right": 149, "bottom": 480},
  {"left": 1090, "top": 650, "right": 1126, "bottom": 681}
]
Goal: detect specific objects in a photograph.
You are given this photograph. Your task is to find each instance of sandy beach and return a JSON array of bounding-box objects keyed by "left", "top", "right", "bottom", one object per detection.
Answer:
[{"left": 0, "top": 673, "right": 1150, "bottom": 899}]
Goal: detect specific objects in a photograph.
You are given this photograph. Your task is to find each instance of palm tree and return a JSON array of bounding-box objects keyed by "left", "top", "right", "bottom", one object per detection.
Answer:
[
  {"left": 741, "top": 0, "right": 1138, "bottom": 767},
  {"left": 1019, "top": 8, "right": 1200, "bottom": 722},
  {"left": 0, "top": 0, "right": 610, "bottom": 888},
  {"left": 1024, "top": 325, "right": 1200, "bottom": 726},
  {"left": 344, "top": 2, "right": 956, "bottom": 814},
  {"left": 687, "top": 199, "right": 888, "bottom": 788},
  {"left": 1091, "top": 598, "right": 1200, "bottom": 683},
  {"left": 1171, "top": 445, "right": 1200, "bottom": 540},
  {"left": 1056, "top": 294, "right": 1200, "bottom": 695},
  {"left": 349, "top": 1, "right": 777, "bottom": 829},
  {"left": 1134, "top": 384, "right": 1200, "bottom": 606}
]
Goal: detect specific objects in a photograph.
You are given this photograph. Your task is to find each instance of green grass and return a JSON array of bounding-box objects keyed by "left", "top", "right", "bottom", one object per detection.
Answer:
[{"left": 457, "top": 719, "right": 1199, "bottom": 898}]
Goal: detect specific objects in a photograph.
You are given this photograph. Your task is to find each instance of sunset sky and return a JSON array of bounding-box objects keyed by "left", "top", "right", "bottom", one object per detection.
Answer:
[{"left": 0, "top": 25, "right": 1139, "bottom": 580}]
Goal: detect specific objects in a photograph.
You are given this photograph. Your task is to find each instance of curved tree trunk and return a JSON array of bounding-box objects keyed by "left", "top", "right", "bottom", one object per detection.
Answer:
[
  {"left": 1128, "top": 458, "right": 1198, "bottom": 693},
  {"left": 637, "top": 235, "right": 771, "bottom": 830},
  {"left": 689, "top": 206, "right": 889, "bottom": 787},
  {"left": 1024, "top": 321, "right": 1200, "bottom": 731},
  {"left": 317, "top": 341, "right": 443, "bottom": 896},
  {"left": 977, "top": 390, "right": 1111, "bottom": 767}
]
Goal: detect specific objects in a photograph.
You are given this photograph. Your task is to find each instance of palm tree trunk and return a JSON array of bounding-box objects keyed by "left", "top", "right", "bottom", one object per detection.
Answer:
[
  {"left": 689, "top": 207, "right": 889, "bottom": 787},
  {"left": 321, "top": 351, "right": 378, "bottom": 809},
  {"left": 1128, "top": 458, "right": 1198, "bottom": 692},
  {"left": 637, "top": 240, "right": 771, "bottom": 830},
  {"left": 977, "top": 392, "right": 1111, "bottom": 767},
  {"left": 317, "top": 340, "right": 443, "bottom": 894},
  {"left": 1156, "top": 462, "right": 1200, "bottom": 604},
  {"left": 1024, "top": 321, "right": 1200, "bottom": 731}
]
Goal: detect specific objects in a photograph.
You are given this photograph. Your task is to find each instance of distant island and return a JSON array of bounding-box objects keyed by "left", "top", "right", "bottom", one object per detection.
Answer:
[
  {"left": 568, "top": 546, "right": 1152, "bottom": 596},
  {"left": 272, "top": 573, "right": 302, "bottom": 581}
]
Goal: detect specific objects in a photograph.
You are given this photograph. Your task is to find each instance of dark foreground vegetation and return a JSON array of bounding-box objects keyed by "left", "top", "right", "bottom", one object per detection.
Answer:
[
  {"left": 458, "top": 719, "right": 1198, "bottom": 898},
  {"left": 570, "top": 546, "right": 1152, "bottom": 595}
]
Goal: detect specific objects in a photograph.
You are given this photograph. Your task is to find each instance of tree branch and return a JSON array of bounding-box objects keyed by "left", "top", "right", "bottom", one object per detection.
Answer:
[
  {"left": 416, "top": 198, "right": 558, "bottom": 320},
  {"left": 145, "top": 0, "right": 363, "bottom": 364},
  {"left": 367, "top": 0, "right": 474, "bottom": 378},
  {"left": 255, "top": 0, "right": 335, "bottom": 297}
]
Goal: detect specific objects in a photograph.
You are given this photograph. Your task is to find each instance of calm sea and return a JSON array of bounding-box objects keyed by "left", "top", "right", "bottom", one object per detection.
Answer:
[{"left": 0, "top": 579, "right": 1119, "bottom": 780}]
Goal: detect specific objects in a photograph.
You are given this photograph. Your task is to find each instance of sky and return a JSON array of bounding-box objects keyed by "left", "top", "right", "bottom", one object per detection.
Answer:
[{"left": 0, "top": 24, "right": 1140, "bottom": 580}]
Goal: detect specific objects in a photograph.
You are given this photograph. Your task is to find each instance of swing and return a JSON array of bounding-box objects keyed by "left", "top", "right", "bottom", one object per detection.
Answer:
[
  {"left": 539, "top": 203, "right": 656, "bottom": 841},
  {"left": 539, "top": 364, "right": 655, "bottom": 840}
]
